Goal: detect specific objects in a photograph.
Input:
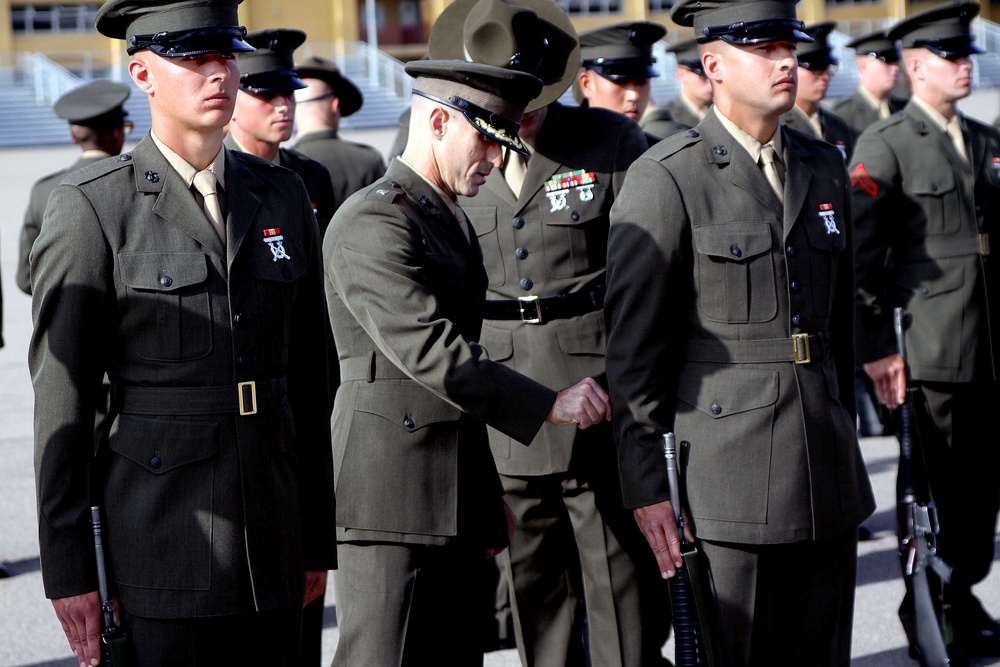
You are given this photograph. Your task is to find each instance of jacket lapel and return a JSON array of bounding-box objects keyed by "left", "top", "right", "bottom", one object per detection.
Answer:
[
  {"left": 699, "top": 113, "right": 779, "bottom": 210},
  {"left": 132, "top": 138, "right": 225, "bottom": 253},
  {"left": 224, "top": 150, "right": 263, "bottom": 267},
  {"left": 781, "top": 127, "right": 812, "bottom": 240}
]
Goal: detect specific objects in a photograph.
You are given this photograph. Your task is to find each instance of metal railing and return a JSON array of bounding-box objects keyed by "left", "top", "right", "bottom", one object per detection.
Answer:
[
  {"left": 18, "top": 52, "right": 83, "bottom": 107},
  {"left": 297, "top": 41, "right": 412, "bottom": 100}
]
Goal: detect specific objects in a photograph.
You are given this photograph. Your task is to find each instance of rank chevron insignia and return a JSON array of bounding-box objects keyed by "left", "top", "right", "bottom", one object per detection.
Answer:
[{"left": 850, "top": 164, "right": 877, "bottom": 197}]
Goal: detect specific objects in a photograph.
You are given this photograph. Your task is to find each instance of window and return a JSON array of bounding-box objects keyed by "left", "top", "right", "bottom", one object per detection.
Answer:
[
  {"left": 648, "top": 0, "right": 676, "bottom": 11},
  {"left": 11, "top": 4, "right": 101, "bottom": 34},
  {"left": 555, "top": 0, "right": 623, "bottom": 16}
]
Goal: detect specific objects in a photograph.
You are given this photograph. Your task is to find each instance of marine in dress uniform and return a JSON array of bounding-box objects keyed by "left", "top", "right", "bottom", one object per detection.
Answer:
[
  {"left": 325, "top": 59, "right": 611, "bottom": 667},
  {"left": 641, "top": 37, "right": 713, "bottom": 140},
  {"left": 849, "top": 2, "right": 1000, "bottom": 662},
  {"left": 432, "top": 2, "right": 672, "bottom": 665},
  {"left": 605, "top": 0, "right": 876, "bottom": 665},
  {"left": 293, "top": 56, "right": 387, "bottom": 216},
  {"left": 224, "top": 28, "right": 340, "bottom": 667},
  {"left": 226, "top": 29, "right": 336, "bottom": 232},
  {"left": 17, "top": 79, "right": 132, "bottom": 295},
  {"left": 831, "top": 30, "right": 906, "bottom": 139},
  {"left": 779, "top": 21, "right": 855, "bottom": 161},
  {"left": 29, "top": 2, "right": 337, "bottom": 666},
  {"left": 574, "top": 21, "right": 668, "bottom": 147}
]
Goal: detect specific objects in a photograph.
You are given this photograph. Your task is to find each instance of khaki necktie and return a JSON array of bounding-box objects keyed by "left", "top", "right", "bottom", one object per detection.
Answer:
[
  {"left": 193, "top": 169, "right": 226, "bottom": 241},
  {"left": 878, "top": 100, "right": 891, "bottom": 120},
  {"left": 760, "top": 143, "right": 785, "bottom": 204},
  {"left": 504, "top": 150, "right": 528, "bottom": 198},
  {"left": 946, "top": 118, "right": 969, "bottom": 165}
]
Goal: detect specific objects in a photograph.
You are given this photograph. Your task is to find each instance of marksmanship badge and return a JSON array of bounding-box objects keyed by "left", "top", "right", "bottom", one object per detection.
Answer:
[
  {"left": 818, "top": 203, "right": 840, "bottom": 235},
  {"left": 544, "top": 170, "right": 597, "bottom": 212},
  {"left": 263, "top": 228, "right": 290, "bottom": 262}
]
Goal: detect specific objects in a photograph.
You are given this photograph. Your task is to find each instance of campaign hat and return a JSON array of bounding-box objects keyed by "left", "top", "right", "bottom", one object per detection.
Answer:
[
  {"left": 295, "top": 56, "right": 364, "bottom": 117},
  {"left": 95, "top": 0, "right": 253, "bottom": 57},
  {"left": 846, "top": 29, "right": 901, "bottom": 64},
  {"left": 238, "top": 28, "right": 307, "bottom": 95},
  {"left": 889, "top": 0, "right": 984, "bottom": 59},
  {"left": 671, "top": 0, "right": 813, "bottom": 46},
  {"left": 405, "top": 59, "right": 543, "bottom": 155},
  {"left": 53, "top": 80, "right": 131, "bottom": 127},
  {"left": 579, "top": 21, "right": 667, "bottom": 81},
  {"left": 427, "top": 0, "right": 579, "bottom": 112},
  {"left": 796, "top": 21, "right": 839, "bottom": 70},
  {"left": 667, "top": 37, "right": 704, "bottom": 74}
]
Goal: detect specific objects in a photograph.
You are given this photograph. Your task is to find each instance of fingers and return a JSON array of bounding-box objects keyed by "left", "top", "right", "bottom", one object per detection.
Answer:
[
  {"left": 51, "top": 592, "right": 101, "bottom": 667},
  {"left": 633, "top": 503, "right": 685, "bottom": 579},
  {"left": 302, "top": 570, "right": 327, "bottom": 607},
  {"left": 548, "top": 378, "right": 613, "bottom": 428}
]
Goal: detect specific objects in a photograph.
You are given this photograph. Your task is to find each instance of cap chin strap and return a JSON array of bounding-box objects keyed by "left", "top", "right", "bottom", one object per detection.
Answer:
[{"left": 128, "top": 25, "right": 252, "bottom": 56}]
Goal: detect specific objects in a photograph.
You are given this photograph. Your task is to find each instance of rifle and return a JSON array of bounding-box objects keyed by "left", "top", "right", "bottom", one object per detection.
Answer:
[
  {"left": 663, "top": 433, "right": 717, "bottom": 667},
  {"left": 892, "top": 308, "right": 952, "bottom": 667},
  {"left": 90, "top": 506, "right": 132, "bottom": 666}
]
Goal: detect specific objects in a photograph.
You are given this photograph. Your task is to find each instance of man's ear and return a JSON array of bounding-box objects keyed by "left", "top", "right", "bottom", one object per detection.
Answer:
[
  {"left": 702, "top": 50, "right": 723, "bottom": 84},
  {"left": 129, "top": 55, "right": 153, "bottom": 94},
  {"left": 578, "top": 70, "right": 595, "bottom": 100},
  {"left": 429, "top": 105, "right": 449, "bottom": 139}
]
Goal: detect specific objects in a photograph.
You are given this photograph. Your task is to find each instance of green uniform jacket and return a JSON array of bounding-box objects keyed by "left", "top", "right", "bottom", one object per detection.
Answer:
[
  {"left": 831, "top": 90, "right": 908, "bottom": 140},
  {"left": 641, "top": 99, "right": 704, "bottom": 140},
  {"left": 461, "top": 103, "right": 648, "bottom": 476},
  {"left": 850, "top": 101, "right": 1000, "bottom": 382},
  {"left": 606, "top": 112, "right": 875, "bottom": 544},
  {"left": 780, "top": 106, "right": 855, "bottom": 162},
  {"left": 18, "top": 155, "right": 107, "bottom": 294},
  {"left": 29, "top": 135, "right": 337, "bottom": 617},
  {"left": 324, "top": 159, "right": 557, "bottom": 547},
  {"left": 292, "top": 128, "right": 387, "bottom": 215}
]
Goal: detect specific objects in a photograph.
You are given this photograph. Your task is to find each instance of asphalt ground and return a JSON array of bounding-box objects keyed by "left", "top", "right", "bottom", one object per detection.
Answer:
[{"left": 1, "top": 111, "right": 999, "bottom": 666}]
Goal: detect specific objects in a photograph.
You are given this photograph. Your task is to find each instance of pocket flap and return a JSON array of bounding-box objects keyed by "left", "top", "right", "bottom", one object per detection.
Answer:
[
  {"left": 355, "top": 382, "right": 462, "bottom": 432},
  {"left": 110, "top": 415, "right": 219, "bottom": 474},
  {"left": 692, "top": 222, "right": 772, "bottom": 262},
  {"left": 119, "top": 252, "right": 208, "bottom": 292},
  {"left": 677, "top": 365, "right": 779, "bottom": 418},
  {"left": 479, "top": 323, "right": 514, "bottom": 362},
  {"left": 910, "top": 170, "right": 956, "bottom": 196},
  {"left": 555, "top": 312, "right": 605, "bottom": 356},
  {"left": 465, "top": 205, "right": 498, "bottom": 236}
]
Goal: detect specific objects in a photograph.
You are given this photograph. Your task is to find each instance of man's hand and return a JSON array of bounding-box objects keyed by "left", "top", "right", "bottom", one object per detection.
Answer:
[
  {"left": 863, "top": 353, "right": 906, "bottom": 409},
  {"left": 303, "top": 570, "right": 327, "bottom": 607},
  {"left": 51, "top": 591, "right": 102, "bottom": 667},
  {"left": 546, "top": 377, "right": 612, "bottom": 428},
  {"left": 486, "top": 500, "right": 518, "bottom": 559},
  {"left": 633, "top": 501, "right": 695, "bottom": 580}
]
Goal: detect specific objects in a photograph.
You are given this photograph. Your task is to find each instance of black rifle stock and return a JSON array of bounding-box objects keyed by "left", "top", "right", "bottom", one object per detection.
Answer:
[
  {"left": 663, "top": 433, "right": 717, "bottom": 667},
  {"left": 90, "top": 506, "right": 131, "bottom": 666},
  {"left": 892, "top": 308, "right": 951, "bottom": 667}
]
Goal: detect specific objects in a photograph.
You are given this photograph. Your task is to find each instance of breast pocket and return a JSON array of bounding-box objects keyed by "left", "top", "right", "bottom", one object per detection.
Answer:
[
  {"left": 250, "top": 241, "right": 308, "bottom": 353},
  {"left": 466, "top": 205, "right": 504, "bottom": 287},
  {"left": 909, "top": 170, "right": 960, "bottom": 234},
  {"left": 692, "top": 222, "right": 777, "bottom": 323},
  {"left": 802, "top": 210, "right": 846, "bottom": 317},
  {"left": 119, "top": 251, "right": 212, "bottom": 361},
  {"left": 539, "top": 184, "right": 609, "bottom": 279}
]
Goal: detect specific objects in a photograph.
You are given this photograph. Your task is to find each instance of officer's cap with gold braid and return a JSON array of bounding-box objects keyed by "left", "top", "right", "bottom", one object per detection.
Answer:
[
  {"left": 846, "top": 29, "right": 901, "bottom": 64},
  {"left": 427, "top": 0, "right": 579, "bottom": 112},
  {"left": 889, "top": 0, "right": 984, "bottom": 59},
  {"left": 238, "top": 29, "right": 307, "bottom": 95},
  {"left": 671, "top": 0, "right": 813, "bottom": 45},
  {"left": 667, "top": 37, "right": 704, "bottom": 75},
  {"left": 95, "top": 0, "right": 253, "bottom": 57},
  {"left": 579, "top": 21, "right": 667, "bottom": 81},
  {"left": 405, "top": 59, "right": 543, "bottom": 156}
]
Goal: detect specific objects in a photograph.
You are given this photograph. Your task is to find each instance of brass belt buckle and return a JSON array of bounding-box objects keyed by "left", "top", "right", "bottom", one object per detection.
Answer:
[
  {"left": 518, "top": 296, "right": 543, "bottom": 324},
  {"left": 238, "top": 381, "right": 257, "bottom": 416},
  {"left": 792, "top": 333, "right": 811, "bottom": 364},
  {"left": 978, "top": 233, "right": 990, "bottom": 256}
]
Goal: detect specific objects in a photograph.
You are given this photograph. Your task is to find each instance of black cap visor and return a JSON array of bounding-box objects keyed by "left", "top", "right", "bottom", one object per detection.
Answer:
[
  {"left": 128, "top": 25, "right": 254, "bottom": 57},
  {"left": 913, "top": 36, "right": 984, "bottom": 60},
  {"left": 861, "top": 48, "right": 901, "bottom": 64},
  {"left": 412, "top": 88, "right": 528, "bottom": 155},
  {"left": 677, "top": 58, "right": 705, "bottom": 75},
  {"left": 700, "top": 18, "right": 813, "bottom": 45},
  {"left": 797, "top": 51, "right": 839, "bottom": 70},
  {"left": 582, "top": 57, "right": 658, "bottom": 81},
  {"left": 240, "top": 69, "right": 307, "bottom": 95}
]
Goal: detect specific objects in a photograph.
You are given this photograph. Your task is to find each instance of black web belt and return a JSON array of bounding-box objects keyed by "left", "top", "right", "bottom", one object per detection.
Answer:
[
  {"left": 482, "top": 284, "right": 605, "bottom": 324},
  {"left": 117, "top": 377, "right": 287, "bottom": 416}
]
